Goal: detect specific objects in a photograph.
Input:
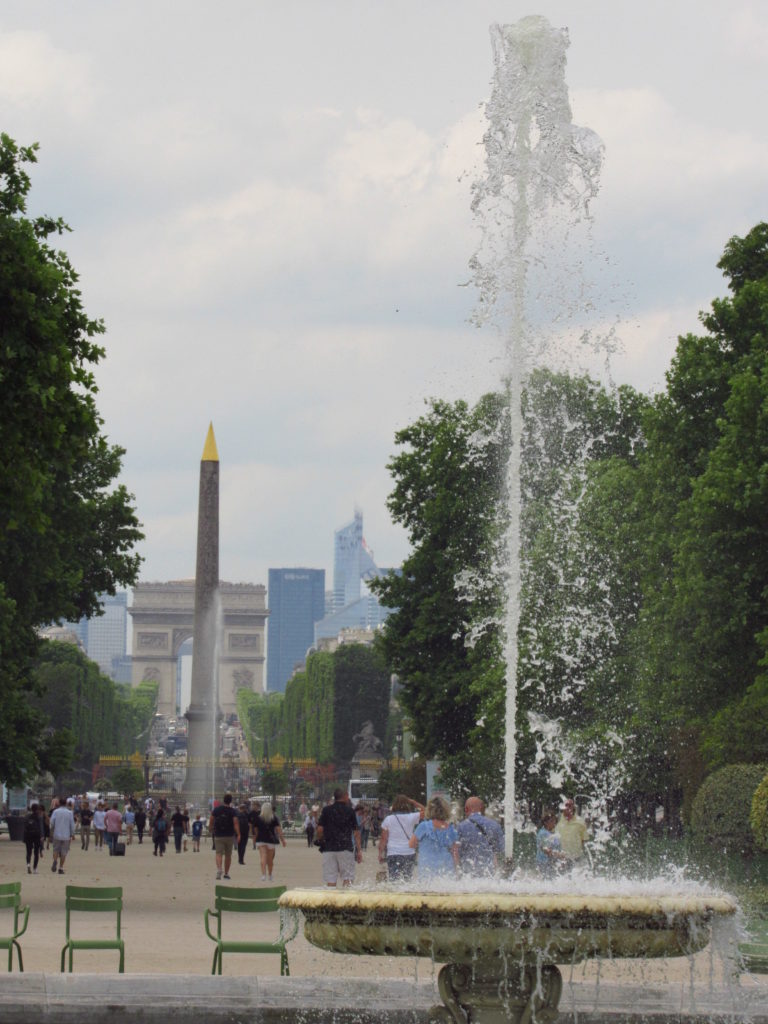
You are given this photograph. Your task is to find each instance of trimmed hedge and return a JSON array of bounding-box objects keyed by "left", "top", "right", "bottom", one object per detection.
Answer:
[
  {"left": 690, "top": 763, "right": 766, "bottom": 853},
  {"left": 752, "top": 771, "right": 768, "bottom": 852},
  {"left": 238, "top": 643, "right": 390, "bottom": 763}
]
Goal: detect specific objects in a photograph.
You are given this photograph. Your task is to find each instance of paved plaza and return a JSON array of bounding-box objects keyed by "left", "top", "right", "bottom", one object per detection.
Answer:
[{"left": 1, "top": 829, "right": 766, "bottom": 1005}]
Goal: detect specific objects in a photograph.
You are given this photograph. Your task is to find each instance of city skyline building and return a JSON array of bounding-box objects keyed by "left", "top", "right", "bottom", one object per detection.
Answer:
[
  {"left": 314, "top": 509, "right": 395, "bottom": 645},
  {"left": 60, "top": 591, "right": 129, "bottom": 681},
  {"left": 267, "top": 568, "right": 325, "bottom": 693},
  {"left": 332, "top": 508, "right": 378, "bottom": 612}
]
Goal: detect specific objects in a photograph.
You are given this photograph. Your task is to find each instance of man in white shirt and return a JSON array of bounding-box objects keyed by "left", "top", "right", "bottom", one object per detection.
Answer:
[{"left": 50, "top": 797, "right": 77, "bottom": 874}]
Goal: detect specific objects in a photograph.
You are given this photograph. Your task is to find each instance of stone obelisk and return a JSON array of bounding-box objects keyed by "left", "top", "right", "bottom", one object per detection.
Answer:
[{"left": 184, "top": 423, "right": 224, "bottom": 805}]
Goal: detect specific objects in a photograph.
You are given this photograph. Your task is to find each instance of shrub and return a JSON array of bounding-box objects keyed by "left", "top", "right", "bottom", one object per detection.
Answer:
[
  {"left": 690, "top": 763, "right": 767, "bottom": 853},
  {"left": 751, "top": 770, "right": 768, "bottom": 853}
]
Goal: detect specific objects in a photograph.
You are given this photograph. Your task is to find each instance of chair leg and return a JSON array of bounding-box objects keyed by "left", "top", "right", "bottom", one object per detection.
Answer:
[
  {"left": 119, "top": 946, "right": 124, "bottom": 974},
  {"left": 60, "top": 945, "right": 66, "bottom": 973},
  {"left": 14, "top": 941, "right": 23, "bottom": 972},
  {"left": 281, "top": 950, "right": 289, "bottom": 976},
  {"left": 211, "top": 949, "right": 218, "bottom": 975}
]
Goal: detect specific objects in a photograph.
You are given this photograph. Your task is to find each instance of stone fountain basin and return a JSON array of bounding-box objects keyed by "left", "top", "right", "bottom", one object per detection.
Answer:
[{"left": 279, "top": 888, "right": 736, "bottom": 965}]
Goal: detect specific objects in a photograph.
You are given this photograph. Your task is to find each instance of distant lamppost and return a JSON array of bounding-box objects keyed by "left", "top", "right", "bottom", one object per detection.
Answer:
[{"left": 395, "top": 728, "right": 403, "bottom": 767}]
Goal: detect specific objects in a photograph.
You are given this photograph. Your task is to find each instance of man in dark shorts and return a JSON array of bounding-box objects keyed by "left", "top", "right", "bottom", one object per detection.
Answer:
[
  {"left": 208, "top": 793, "right": 240, "bottom": 880},
  {"left": 315, "top": 789, "right": 362, "bottom": 887}
]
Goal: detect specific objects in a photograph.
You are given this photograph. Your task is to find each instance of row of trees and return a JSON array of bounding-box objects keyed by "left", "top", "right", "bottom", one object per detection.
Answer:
[
  {"left": 373, "top": 223, "right": 768, "bottom": 824},
  {"left": 32, "top": 642, "right": 158, "bottom": 781},
  {"left": 237, "top": 644, "right": 391, "bottom": 765},
  {"left": 0, "top": 135, "right": 143, "bottom": 785}
]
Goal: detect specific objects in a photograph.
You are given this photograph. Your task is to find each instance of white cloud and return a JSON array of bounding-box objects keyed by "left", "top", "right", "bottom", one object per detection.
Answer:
[
  {"left": 574, "top": 86, "right": 768, "bottom": 218},
  {"left": 0, "top": 27, "right": 91, "bottom": 117}
]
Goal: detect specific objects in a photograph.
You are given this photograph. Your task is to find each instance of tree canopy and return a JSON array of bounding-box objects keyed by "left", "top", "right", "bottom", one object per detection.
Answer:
[
  {"left": 0, "top": 134, "right": 142, "bottom": 784},
  {"left": 373, "top": 223, "right": 768, "bottom": 820}
]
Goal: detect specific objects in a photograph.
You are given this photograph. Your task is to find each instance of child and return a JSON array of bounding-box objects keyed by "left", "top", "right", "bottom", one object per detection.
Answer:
[{"left": 192, "top": 813, "right": 203, "bottom": 852}]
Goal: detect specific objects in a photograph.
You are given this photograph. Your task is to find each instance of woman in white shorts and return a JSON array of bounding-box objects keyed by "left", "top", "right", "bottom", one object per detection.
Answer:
[{"left": 253, "top": 802, "right": 286, "bottom": 881}]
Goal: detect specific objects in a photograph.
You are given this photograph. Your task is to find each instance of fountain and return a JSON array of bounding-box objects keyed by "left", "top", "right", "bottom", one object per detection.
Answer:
[{"left": 281, "top": 16, "right": 738, "bottom": 1024}]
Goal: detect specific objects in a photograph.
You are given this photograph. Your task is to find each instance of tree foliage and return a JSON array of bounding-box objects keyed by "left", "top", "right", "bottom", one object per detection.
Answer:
[
  {"left": 371, "top": 222, "right": 768, "bottom": 820},
  {"left": 0, "top": 134, "right": 142, "bottom": 783},
  {"left": 31, "top": 642, "right": 158, "bottom": 775},
  {"left": 689, "top": 764, "right": 766, "bottom": 853},
  {"left": 237, "top": 643, "right": 391, "bottom": 764}
]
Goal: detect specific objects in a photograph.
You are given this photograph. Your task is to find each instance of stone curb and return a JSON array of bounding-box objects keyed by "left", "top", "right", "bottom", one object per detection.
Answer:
[{"left": 0, "top": 975, "right": 766, "bottom": 1023}]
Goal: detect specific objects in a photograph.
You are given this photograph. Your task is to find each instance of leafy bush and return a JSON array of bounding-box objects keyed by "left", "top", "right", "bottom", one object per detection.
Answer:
[
  {"left": 690, "top": 763, "right": 766, "bottom": 853},
  {"left": 751, "top": 771, "right": 768, "bottom": 853}
]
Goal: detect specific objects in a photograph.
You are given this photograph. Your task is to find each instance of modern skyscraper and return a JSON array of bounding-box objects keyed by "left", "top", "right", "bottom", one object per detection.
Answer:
[
  {"left": 314, "top": 509, "right": 394, "bottom": 644},
  {"left": 60, "top": 591, "right": 128, "bottom": 681},
  {"left": 267, "top": 568, "right": 325, "bottom": 693},
  {"left": 332, "top": 508, "right": 378, "bottom": 611}
]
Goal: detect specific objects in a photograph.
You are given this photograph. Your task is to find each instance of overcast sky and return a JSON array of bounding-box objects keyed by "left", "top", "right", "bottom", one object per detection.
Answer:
[{"left": 2, "top": 1, "right": 767, "bottom": 588}]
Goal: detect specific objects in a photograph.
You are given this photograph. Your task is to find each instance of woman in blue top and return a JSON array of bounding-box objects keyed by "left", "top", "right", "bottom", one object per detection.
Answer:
[
  {"left": 409, "top": 795, "right": 459, "bottom": 880},
  {"left": 535, "top": 808, "right": 565, "bottom": 877}
]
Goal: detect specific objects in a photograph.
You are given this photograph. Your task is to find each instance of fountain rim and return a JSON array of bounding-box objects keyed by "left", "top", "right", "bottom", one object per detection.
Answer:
[{"left": 279, "top": 887, "right": 737, "bottom": 918}]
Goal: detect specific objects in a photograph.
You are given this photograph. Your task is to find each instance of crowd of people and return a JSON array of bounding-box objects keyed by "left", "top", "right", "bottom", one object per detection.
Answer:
[{"left": 18, "top": 788, "right": 589, "bottom": 885}]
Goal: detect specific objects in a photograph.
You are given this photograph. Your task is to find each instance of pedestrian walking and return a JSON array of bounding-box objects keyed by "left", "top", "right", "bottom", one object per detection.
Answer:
[
  {"left": 79, "top": 799, "right": 93, "bottom": 851},
  {"left": 135, "top": 806, "right": 147, "bottom": 844},
  {"left": 152, "top": 808, "right": 168, "bottom": 856},
  {"left": 23, "top": 803, "right": 44, "bottom": 874},
  {"left": 253, "top": 802, "right": 286, "bottom": 881},
  {"left": 315, "top": 789, "right": 362, "bottom": 888},
  {"left": 93, "top": 802, "right": 106, "bottom": 849},
  {"left": 104, "top": 802, "right": 123, "bottom": 855},
  {"left": 409, "top": 796, "right": 459, "bottom": 881},
  {"left": 170, "top": 805, "right": 185, "bottom": 853},
  {"left": 49, "top": 797, "right": 76, "bottom": 875},
  {"left": 123, "top": 804, "right": 135, "bottom": 845},
  {"left": 209, "top": 793, "right": 240, "bottom": 880},
  {"left": 236, "top": 803, "right": 250, "bottom": 865}
]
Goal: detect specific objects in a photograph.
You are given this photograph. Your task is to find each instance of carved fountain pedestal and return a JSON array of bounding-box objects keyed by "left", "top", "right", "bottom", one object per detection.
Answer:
[{"left": 279, "top": 889, "right": 736, "bottom": 1024}]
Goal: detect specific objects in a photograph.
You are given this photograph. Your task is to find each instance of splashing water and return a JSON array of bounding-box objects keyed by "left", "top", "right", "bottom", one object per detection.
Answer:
[{"left": 470, "top": 17, "right": 604, "bottom": 859}]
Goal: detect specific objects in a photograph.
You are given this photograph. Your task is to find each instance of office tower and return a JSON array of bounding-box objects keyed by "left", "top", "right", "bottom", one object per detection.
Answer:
[
  {"left": 333, "top": 508, "right": 377, "bottom": 611},
  {"left": 314, "top": 509, "right": 393, "bottom": 644},
  {"left": 267, "top": 568, "right": 325, "bottom": 692},
  {"left": 61, "top": 591, "right": 128, "bottom": 680}
]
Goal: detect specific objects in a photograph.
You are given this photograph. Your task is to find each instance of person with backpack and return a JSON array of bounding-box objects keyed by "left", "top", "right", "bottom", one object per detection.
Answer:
[
  {"left": 456, "top": 796, "right": 504, "bottom": 877},
  {"left": 23, "top": 803, "right": 44, "bottom": 874},
  {"left": 208, "top": 792, "right": 240, "bottom": 880},
  {"left": 152, "top": 808, "right": 168, "bottom": 856}
]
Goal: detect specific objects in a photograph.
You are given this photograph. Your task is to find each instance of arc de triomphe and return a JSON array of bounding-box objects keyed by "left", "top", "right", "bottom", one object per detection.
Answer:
[{"left": 128, "top": 581, "right": 268, "bottom": 718}]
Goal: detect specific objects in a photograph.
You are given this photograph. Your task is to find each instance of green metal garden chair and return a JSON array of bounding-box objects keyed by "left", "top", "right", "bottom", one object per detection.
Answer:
[
  {"left": 203, "top": 884, "right": 297, "bottom": 975},
  {"left": 740, "top": 914, "right": 768, "bottom": 974},
  {"left": 60, "top": 885, "right": 125, "bottom": 973},
  {"left": 0, "top": 882, "right": 30, "bottom": 971}
]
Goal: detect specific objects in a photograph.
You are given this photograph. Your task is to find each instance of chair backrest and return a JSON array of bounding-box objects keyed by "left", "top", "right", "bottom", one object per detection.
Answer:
[
  {"left": 0, "top": 882, "right": 21, "bottom": 916},
  {"left": 214, "top": 885, "right": 286, "bottom": 915},
  {"left": 65, "top": 886, "right": 122, "bottom": 938}
]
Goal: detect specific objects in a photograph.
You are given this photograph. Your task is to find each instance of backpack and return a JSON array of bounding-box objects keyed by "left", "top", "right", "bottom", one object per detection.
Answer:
[{"left": 155, "top": 817, "right": 166, "bottom": 833}]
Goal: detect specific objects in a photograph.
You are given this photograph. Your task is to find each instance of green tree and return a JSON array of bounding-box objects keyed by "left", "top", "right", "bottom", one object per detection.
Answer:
[
  {"left": 621, "top": 224, "right": 768, "bottom": 804},
  {"left": 372, "top": 372, "right": 645, "bottom": 803},
  {"left": 111, "top": 765, "right": 144, "bottom": 798},
  {"left": 371, "top": 392, "right": 509, "bottom": 787},
  {"left": 0, "top": 135, "right": 142, "bottom": 783}
]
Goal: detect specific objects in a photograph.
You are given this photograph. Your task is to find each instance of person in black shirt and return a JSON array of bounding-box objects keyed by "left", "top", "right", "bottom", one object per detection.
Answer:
[
  {"left": 134, "top": 806, "right": 147, "bottom": 844},
  {"left": 170, "top": 805, "right": 186, "bottom": 853},
  {"left": 78, "top": 799, "right": 93, "bottom": 851},
  {"left": 236, "top": 803, "right": 250, "bottom": 865},
  {"left": 208, "top": 793, "right": 240, "bottom": 880},
  {"left": 315, "top": 789, "right": 362, "bottom": 887}
]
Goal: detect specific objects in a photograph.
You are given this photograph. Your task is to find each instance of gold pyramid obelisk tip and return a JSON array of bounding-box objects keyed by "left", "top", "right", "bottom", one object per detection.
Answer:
[{"left": 201, "top": 422, "right": 219, "bottom": 462}]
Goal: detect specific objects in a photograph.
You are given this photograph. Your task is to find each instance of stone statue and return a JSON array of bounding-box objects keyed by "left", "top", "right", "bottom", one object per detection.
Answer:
[{"left": 352, "top": 720, "right": 383, "bottom": 758}]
